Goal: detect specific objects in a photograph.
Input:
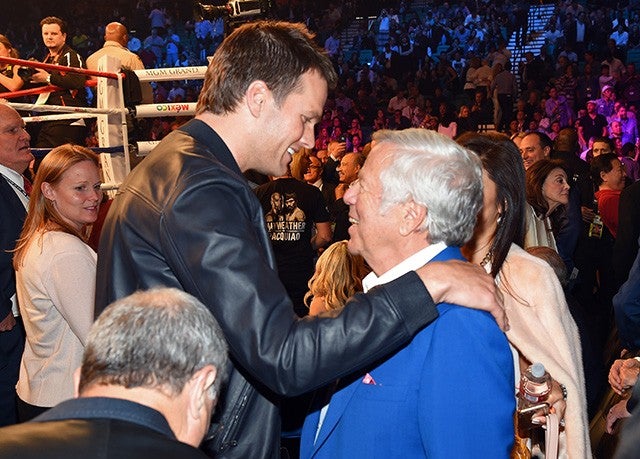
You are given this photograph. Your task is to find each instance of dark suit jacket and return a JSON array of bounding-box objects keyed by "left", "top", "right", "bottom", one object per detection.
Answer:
[
  {"left": 613, "top": 181, "right": 640, "bottom": 287},
  {"left": 330, "top": 198, "right": 350, "bottom": 243},
  {"left": 0, "top": 176, "right": 26, "bottom": 320},
  {"left": 613, "top": 234, "right": 640, "bottom": 351},
  {"left": 0, "top": 175, "right": 27, "bottom": 426},
  {"left": 319, "top": 181, "right": 336, "bottom": 212},
  {"left": 322, "top": 157, "right": 340, "bottom": 185},
  {"left": 565, "top": 20, "right": 590, "bottom": 47},
  {"left": 0, "top": 397, "right": 209, "bottom": 458}
]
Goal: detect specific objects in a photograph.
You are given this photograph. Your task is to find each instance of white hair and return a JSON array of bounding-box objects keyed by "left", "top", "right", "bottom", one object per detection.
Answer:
[{"left": 373, "top": 129, "right": 483, "bottom": 246}]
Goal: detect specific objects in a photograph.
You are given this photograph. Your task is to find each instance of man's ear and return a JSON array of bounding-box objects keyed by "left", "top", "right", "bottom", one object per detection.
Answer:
[
  {"left": 543, "top": 145, "right": 551, "bottom": 159},
  {"left": 188, "top": 365, "right": 218, "bottom": 419},
  {"left": 245, "top": 80, "right": 269, "bottom": 118},
  {"left": 398, "top": 200, "right": 427, "bottom": 236}
]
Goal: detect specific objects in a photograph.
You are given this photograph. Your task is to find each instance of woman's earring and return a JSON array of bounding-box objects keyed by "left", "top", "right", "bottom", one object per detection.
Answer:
[{"left": 497, "top": 213, "right": 503, "bottom": 225}]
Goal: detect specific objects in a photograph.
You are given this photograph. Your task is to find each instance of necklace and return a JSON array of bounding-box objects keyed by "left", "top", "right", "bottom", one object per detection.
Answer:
[{"left": 479, "top": 249, "right": 493, "bottom": 268}]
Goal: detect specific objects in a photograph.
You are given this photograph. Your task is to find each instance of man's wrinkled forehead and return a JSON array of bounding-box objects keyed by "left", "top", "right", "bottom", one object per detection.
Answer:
[{"left": 0, "top": 105, "right": 22, "bottom": 129}]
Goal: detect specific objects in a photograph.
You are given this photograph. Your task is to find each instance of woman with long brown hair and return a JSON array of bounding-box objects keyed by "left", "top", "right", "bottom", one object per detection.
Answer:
[
  {"left": 13, "top": 144, "right": 102, "bottom": 421},
  {"left": 459, "top": 133, "right": 589, "bottom": 458}
]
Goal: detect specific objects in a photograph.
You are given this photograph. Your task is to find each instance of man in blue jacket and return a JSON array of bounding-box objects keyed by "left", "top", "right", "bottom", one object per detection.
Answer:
[{"left": 301, "top": 129, "right": 515, "bottom": 458}]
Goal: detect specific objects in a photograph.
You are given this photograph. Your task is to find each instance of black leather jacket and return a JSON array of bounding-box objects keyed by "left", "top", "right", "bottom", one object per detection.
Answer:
[{"left": 95, "top": 119, "right": 438, "bottom": 458}]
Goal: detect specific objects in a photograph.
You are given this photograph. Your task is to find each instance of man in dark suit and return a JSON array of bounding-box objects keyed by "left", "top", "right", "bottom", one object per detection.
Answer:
[
  {"left": 0, "top": 288, "right": 229, "bottom": 458},
  {"left": 565, "top": 12, "right": 590, "bottom": 57},
  {"left": 321, "top": 139, "right": 346, "bottom": 186},
  {"left": 0, "top": 103, "right": 33, "bottom": 426},
  {"left": 304, "top": 154, "right": 336, "bottom": 211},
  {"left": 331, "top": 152, "right": 364, "bottom": 242}
]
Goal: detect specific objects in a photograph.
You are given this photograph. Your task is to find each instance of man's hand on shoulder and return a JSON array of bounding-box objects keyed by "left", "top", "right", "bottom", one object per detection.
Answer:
[{"left": 416, "top": 260, "right": 508, "bottom": 331}]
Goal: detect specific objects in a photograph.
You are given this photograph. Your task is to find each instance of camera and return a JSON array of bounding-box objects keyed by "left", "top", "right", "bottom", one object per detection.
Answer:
[
  {"left": 194, "top": 0, "right": 269, "bottom": 23},
  {"left": 18, "top": 67, "right": 37, "bottom": 80},
  {"left": 17, "top": 59, "right": 39, "bottom": 80}
]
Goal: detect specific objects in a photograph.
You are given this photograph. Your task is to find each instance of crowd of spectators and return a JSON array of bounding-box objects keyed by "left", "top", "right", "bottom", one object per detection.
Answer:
[{"left": 2, "top": 0, "right": 640, "bottom": 152}]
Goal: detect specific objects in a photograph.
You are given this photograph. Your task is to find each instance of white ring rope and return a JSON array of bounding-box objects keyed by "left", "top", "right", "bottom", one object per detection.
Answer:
[
  {"left": 9, "top": 102, "right": 125, "bottom": 115},
  {"left": 23, "top": 113, "right": 100, "bottom": 123}
]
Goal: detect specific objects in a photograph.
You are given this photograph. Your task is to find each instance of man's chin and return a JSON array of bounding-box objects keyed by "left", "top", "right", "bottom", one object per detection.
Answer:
[{"left": 346, "top": 233, "right": 362, "bottom": 255}]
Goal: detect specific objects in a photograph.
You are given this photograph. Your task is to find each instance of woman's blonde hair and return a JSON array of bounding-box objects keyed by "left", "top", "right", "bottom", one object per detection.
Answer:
[
  {"left": 304, "top": 241, "right": 369, "bottom": 312},
  {"left": 13, "top": 144, "right": 100, "bottom": 269}
]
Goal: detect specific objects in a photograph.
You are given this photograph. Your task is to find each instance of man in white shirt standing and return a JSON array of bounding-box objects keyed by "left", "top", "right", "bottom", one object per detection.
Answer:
[
  {"left": 0, "top": 103, "right": 33, "bottom": 426},
  {"left": 87, "top": 22, "right": 153, "bottom": 104}
]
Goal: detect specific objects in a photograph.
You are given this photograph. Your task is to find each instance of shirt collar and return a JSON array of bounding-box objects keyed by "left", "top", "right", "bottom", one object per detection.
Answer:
[
  {"left": 33, "top": 397, "right": 176, "bottom": 440},
  {"left": 0, "top": 163, "right": 24, "bottom": 185},
  {"left": 103, "top": 40, "right": 127, "bottom": 50},
  {"left": 362, "top": 241, "right": 447, "bottom": 293}
]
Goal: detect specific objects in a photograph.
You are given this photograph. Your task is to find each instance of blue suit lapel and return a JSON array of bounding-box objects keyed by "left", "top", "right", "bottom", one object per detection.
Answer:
[
  {"left": 311, "top": 381, "right": 360, "bottom": 455},
  {"left": 309, "top": 245, "right": 465, "bottom": 456}
]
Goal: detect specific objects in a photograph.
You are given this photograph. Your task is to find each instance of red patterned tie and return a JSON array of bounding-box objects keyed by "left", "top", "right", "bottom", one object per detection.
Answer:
[{"left": 23, "top": 176, "right": 32, "bottom": 196}]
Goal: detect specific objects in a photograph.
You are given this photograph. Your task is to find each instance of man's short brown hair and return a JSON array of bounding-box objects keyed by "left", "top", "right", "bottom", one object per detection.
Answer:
[{"left": 196, "top": 20, "right": 337, "bottom": 115}]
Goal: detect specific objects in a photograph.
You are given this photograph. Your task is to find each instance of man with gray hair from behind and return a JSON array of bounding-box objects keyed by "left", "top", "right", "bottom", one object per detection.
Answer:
[{"left": 0, "top": 288, "right": 228, "bottom": 459}]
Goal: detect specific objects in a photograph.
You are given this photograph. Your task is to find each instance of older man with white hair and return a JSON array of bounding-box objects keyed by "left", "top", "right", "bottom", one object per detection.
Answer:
[{"left": 301, "top": 129, "right": 515, "bottom": 458}]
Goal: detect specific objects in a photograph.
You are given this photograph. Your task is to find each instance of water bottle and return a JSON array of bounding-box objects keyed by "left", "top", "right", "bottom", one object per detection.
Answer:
[
  {"left": 519, "top": 362, "right": 552, "bottom": 405},
  {"left": 517, "top": 363, "right": 552, "bottom": 437}
]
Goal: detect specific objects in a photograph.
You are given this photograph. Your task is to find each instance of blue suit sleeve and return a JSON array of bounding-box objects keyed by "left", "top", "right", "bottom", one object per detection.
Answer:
[{"left": 418, "top": 306, "right": 515, "bottom": 458}]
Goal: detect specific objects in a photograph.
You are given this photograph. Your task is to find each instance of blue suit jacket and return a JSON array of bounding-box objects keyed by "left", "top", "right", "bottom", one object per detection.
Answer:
[{"left": 300, "top": 247, "right": 515, "bottom": 458}]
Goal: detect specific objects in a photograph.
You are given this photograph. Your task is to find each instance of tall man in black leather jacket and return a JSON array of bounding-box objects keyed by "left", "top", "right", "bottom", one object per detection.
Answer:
[{"left": 95, "top": 21, "right": 506, "bottom": 459}]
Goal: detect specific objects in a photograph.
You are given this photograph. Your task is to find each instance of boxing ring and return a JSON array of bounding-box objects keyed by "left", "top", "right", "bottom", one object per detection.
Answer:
[{"left": 0, "top": 55, "right": 207, "bottom": 191}]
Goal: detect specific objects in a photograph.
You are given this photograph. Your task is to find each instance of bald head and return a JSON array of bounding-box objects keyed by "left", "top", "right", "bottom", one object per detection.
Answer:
[
  {"left": 104, "top": 22, "right": 128, "bottom": 47},
  {"left": 0, "top": 103, "right": 33, "bottom": 173}
]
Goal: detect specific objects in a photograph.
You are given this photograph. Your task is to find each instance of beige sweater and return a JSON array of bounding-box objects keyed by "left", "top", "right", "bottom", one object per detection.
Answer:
[
  {"left": 16, "top": 230, "right": 96, "bottom": 407},
  {"left": 499, "top": 244, "right": 591, "bottom": 459}
]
